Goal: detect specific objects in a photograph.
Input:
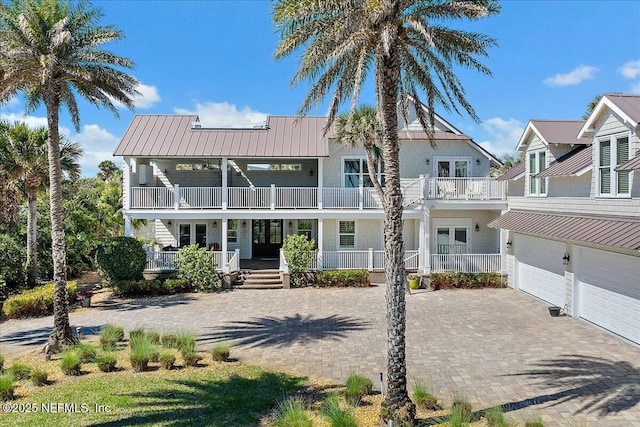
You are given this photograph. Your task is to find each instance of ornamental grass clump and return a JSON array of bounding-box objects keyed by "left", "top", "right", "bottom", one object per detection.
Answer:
[
  {"left": 129, "top": 328, "right": 146, "bottom": 348},
  {"left": 7, "top": 363, "right": 31, "bottom": 380},
  {"left": 450, "top": 399, "right": 473, "bottom": 426},
  {"left": 161, "top": 333, "right": 179, "bottom": 348},
  {"left": 60, "top": 351, "right": 82, "bottom": 376},
  {"left": 95, "top": 354, "right": 117, "bottom": 372},
  {"left": 74, "top": 343, "right": 97, "bottom": 363},
  {"left": 412, "top": 381, "right": 439, "bottom": 410},
  {"left": 0, "top": 373, "right": 15, "bottom": 401},
  {"left": 30, "top": 368, "right": 48, "bottom": 386},
  {"left": 175, "top": 331, "right": 196, "bottom": 352},
  {"left": 0, "top": 353, "right": 4, "bottom": 371},
  {"left": 129, "top": 335, "right": 156, "bottom": 372},
  {"left": 271, "top": 397, "right": 312, "bottom": 427},
  {"left": 485, "top": 406, "right": 515, "bottom": 427},
  {"left": 343, "top": 374, "right": 373, "bottom": 405},
  {"left": 159, "top": 353, "right": 176, "bottom": 370},
  {"left": 321, "top": 395, "right": 357, "bottom": 427},
  {"left": 181, "top": 350, "right": 202, "bottom": 367},
  {"left": 146, "top": 331, "right": 161, "bottom": 344},
  {"left": 210, "top": 343, "right": 230, "bottom": 362},
  {"left": 99, "top": 324, "right": 124, "bottom": 350}
]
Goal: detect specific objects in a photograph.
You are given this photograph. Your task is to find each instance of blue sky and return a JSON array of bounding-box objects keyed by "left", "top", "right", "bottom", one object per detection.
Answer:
[{"left": 1, "top": 0, "right": 639, "bottom": 177}]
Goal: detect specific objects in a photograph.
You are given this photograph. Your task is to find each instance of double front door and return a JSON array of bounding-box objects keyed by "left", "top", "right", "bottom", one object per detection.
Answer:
[{"left": 252, "top": 220, "right": 282, "bottom": 258}]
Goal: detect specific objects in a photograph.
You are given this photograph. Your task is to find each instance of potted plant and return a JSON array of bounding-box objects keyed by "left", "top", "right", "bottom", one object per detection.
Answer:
[
  {"left": 76, "top": 291, "right": 94, "bottom": 308},
  {"left": 407, "top": 274, "right": 421, "bottom": 290}
]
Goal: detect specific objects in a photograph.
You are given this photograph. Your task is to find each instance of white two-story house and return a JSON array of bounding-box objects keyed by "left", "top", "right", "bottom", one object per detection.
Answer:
[
  {"left": 492, "top": 94, "right": 640, "bottom": 345},
  {"left": 114, "top": 100, "right": 506, "bottom": 276}
]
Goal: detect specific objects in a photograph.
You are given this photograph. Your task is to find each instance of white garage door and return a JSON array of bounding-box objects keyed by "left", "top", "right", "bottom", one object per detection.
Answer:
[
  {"left": 515, "top": 235, "right": 566, "bottom": 307},
  {"left": 579, "top": 247, "right": 640, "bottom": 344}
]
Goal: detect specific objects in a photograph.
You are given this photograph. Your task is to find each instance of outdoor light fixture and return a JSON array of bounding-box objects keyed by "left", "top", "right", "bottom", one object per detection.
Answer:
[
  {"left": 476, "top": 158, "right": 481, "bottom": 165},
  {"left": 213, "top": 220, "right": 217, "bottom": 228},
  {"left": 506, "top": 240, "right": 512, "bottom": 249},
  {"left": 562, "top": 252, "right": 570, "bottom": 265},
  {"left": 475, "top": 223, "right": 480, "bottom": 232},
  {"left": 242, "top": 220, "right": 247, "bottom": 229},
  {"left": 164, "top": 168, "right": 168, "bottom": 175},
  {"left": 167, "top": 221, "right": 172, "bottom": 227},
  {"left": 426, "top": 158, "right": 430, "bottom": 165},
  {"left": 309, "top": 169, "right": 314, "bottom": 177},
  {"left": 288, "top": 221, "right": 293, "bottom": 228}
]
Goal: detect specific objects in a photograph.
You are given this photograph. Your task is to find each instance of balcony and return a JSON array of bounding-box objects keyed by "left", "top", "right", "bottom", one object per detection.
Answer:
[{"left": 128, "top": 177, "right": 505, "bottom": 210}]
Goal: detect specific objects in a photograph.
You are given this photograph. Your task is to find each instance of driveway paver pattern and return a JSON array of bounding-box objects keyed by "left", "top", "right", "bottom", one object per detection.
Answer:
[{"left": 1, "top": 286, "right": 638, "bottom": 426}]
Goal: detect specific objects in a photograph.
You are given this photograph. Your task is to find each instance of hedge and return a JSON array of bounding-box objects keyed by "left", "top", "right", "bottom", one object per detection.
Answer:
[
  {"left": 316, "top": 270, "right": 370, "bottom": 287},
  {"left": 429, "top": 272, "right": 502, "bottom": 290},
  {"left": 111, "top": 278, "right": 192, "bottom": 296},
  {"left": 95, "top": 236, "right": 146, "bottom": 281},
  {"left": 2, "top": 281, "right": 78, "bottom": 319}
]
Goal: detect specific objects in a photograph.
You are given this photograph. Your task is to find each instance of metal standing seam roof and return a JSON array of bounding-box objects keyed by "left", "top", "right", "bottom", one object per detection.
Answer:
[
  {"left": 536, "top": 145, "right": 592, "bottom": 178},
  {"left": 606, "top": 94, "right": 640, "bottom": 125},
  {"left": 530, "top": 120, "right": 591, "bottom": 145},
  {"left": 616, "top": 154, "right": 640, "bottom": 171},
  {"left": 114, "top": 115, "right": 331, "bottom": 158},
  {"left": 488, "top": 210, "right": 640, "bottom": 251},
  {"left": 496, "top": 161, "right": 525, "bottom": 181}
]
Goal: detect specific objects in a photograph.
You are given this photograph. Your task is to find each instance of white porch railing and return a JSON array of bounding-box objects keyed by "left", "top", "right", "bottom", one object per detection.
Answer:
[
  {"left": 131, "top": 187, "right": 174, "bottom": 209},
  {"left": 322, "top": 251, "right": 369, "bottom": 270},
  {"left": 429, "top": 178, "right": 505, "bottom": 201},
  {"left": 430, "top": 254, "right": 502, "bottom": 273},
  {"left": 145, "top": 250, "right": 240, "bottom": 273},
  {"left": 228, "top": 187, "right": 270, "bottom": 208},
  {"left": 276, "top": 187, "right": 317, "bottom": 208},
  {"left": 225, "top": 249, "right": 240, "bottom": 273},
  {"left": 180, "top": 187, "right": 222, "bottom": 208}
]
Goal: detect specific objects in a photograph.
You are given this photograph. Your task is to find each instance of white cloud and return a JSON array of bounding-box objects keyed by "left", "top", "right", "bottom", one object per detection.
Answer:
[
  {"left": 0, "top": 112, "right": 48, "bottom": 128},
  {"left": 478, "top": 117, "right": 524, "bottom": 156},
  {"left": 1, "top": 96, "right": 20, "bottom": 109},
  {"left": 543, "top": 65, "right": 597, "bottom": 87},
  {"left": 619, "top": 60, "right": 640, "bottom": 79},
  {"left": 71, "top": 124, "right": 121, "bottom": 177},
  {"left": 174, "top": 101, "right": 268, "bottom": 127},
  {"left": 109, "top": 82, "right": 161, "bottom": 110}
]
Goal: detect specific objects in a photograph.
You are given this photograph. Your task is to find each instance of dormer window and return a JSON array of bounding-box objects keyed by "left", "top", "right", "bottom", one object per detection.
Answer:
[
  {"left": 528, "top": 150, "right": 547, "bottom": 196},
  {"left": 597, "top": 134, "right": 630, "bottom": 197}
]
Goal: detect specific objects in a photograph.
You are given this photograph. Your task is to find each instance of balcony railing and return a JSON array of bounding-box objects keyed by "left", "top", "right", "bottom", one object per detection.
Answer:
[
  {"left": 144, "top": 250, "right": 238, "bottom": 272},
  {"left": 430, "top": 254, "right": 502, "bottom": 273},
  {"left": 129, "top": 177, "right": 504, "bottom": 210}
]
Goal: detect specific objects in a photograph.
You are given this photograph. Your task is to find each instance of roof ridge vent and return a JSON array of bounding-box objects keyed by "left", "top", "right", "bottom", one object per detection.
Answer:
[{"left": 191, "top": 121, "right": 268, "bottom": 130}]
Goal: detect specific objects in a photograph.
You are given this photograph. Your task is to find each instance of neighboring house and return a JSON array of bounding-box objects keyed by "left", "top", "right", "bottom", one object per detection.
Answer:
[
  {"left": 491, "top": 94, "right": 640, "bottom": 345},
  {"left": 114, "top": 100, "right": 506, "bottom": 276}
]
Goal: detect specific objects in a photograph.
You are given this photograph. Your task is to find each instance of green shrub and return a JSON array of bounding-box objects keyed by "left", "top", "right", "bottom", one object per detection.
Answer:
[
  {"left": 30, "top": 369, "right": 48, "bottom": 386},
  {"left": 2, "top": 281, "right": 78, "bottom": 319},
  {"left": 271, "top": 397, "right": 312, "bottom": 427},
  {"left": 161, "top": 333, "right": 179, "bottom": 348},
  {"left": 210, "top": 343, "right": 230, "bottom": 362},
  {"left": 60, "top": 352, "right": 82, "bottom": 376},
  {"left": 7, "top": 364, "right": 31, "bottom": 380},
  {"left": 282, "top": 234, "right": 317, "bottom": 287},
  {"left": 485, "top": 406, "right": 514, "bottom": 427},
  {"left": 0, "top": 373, "right": 15, "bottom": 401},
  {"left": 412, "top": 382, "right": 439, "bottom": 410},
  {"left": 174, "top": 245, "right": 220, "bottom": 292},
  {"left": 146, "top": 331, "right": 161, "bottom": 344},
  {"left": 100, "top": 324, "right": 124, "bottom": 350},
  {"left": 111, "top": 279, "right": 163, "bottom": 296},
  {"left": 175, "top": 331, "right": 196, "bottom": 352},
  {"left": 163, "top": 278, "right": 192, "bottom": 294},
  {"left": 130, "top": 351, "right": 150, "bottom": 372},
  {"left": 74, "top": 344, "right": 97, "bottom": 363},
  {"left": 343, "top": 374, "right": 373, "bottom": 405},
  {"left": 129, "top": 328, "right": 146, "bottom": 348},
  {"left": 95, "top": 354, "right": 117, "bottom": 372},
  {"left": 181, "top": 350, "right": 202, "bottom": 367},
  {"left": 159, "top": 353, "right": 176, "bottom": 370},
  {"left": 450, "top": 399, "right": 473, "bottom": 426},
  {"left": 321, "top": 395, "right": 357, "bottom": 427},
  {"left": 95, "top": 236, "right": 146, "bottom": 281},
  {"left": 429, "top": 272, "right": 502, "bottom": 290},
  {"left": 0, "top": 234, "right": 25, "bottom": 288},
  {"left": 316, "top": 270, "right": 370, "bottom": 288}
]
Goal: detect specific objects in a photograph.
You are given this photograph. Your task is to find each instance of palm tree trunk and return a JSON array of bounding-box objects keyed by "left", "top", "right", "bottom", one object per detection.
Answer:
[
  {"left": 26, "top": 184, "right": 38, "bottom": 287},
  {"left": 376, "top": 21, "right": 416, "bottom": 424},
  {"left": 45, "top": 90, "right": 74, "bottom": 349}
]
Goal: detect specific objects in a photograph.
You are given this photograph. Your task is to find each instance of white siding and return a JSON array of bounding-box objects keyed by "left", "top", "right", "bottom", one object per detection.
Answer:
[
  {"left": 430, "top": 210, "right": 501, "bottom": 253},
  {"left": 508, "top": 196, "right": 640, "bottom": 218},
  {"left": 547, "top": 173, "right": 592, "bottom": 198}
]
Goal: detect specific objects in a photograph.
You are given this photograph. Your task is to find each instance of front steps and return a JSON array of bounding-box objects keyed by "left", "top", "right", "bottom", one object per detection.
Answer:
[{"left": 233, "top": 269, "right": 283, "bottom": 289}]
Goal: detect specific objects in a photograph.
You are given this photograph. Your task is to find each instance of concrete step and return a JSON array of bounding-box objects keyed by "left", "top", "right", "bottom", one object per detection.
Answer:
[
  {"left": 243, "top": 278, "right": 283, "bottom": 285},
  {"left": 235, "top": 283, "right": 283, "bottom": 290}
]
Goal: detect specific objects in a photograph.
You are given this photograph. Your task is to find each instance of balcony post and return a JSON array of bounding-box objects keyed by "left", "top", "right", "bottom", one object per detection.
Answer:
[
  {"left": 422, "top": 208, "right": 431, "bottom": 272},
  {"left": 222, "top": 157, "right": 228, "bottom": 209},
  {"left": 123, "top": 159, "right": 131, "bottom": 210},
  {"left": 222, "top": 218, "right": 229, "bottom": 273},
  {"left": 317, "top": 158, "right": 323, "bottom": 209},
  {"left": 174, "top": 184, "right": 180, "bottom": 210},
  {"left": 317, "top": 218, "right": 324, "bottom": 271},
  {"left": 270, "top": 184, "right": 276, "bottom": 210},
  {"left": 368, "top": 248, "right": 374, "bottom": 271},
  {"left": 124, "top": 215, "right": 131, "bottom": 237},
  {"left": 419, "top": 174, "right": 426, "bottom": 201},
  {"left": 358, "top": 183, "right": 364, "bottom": 210}
]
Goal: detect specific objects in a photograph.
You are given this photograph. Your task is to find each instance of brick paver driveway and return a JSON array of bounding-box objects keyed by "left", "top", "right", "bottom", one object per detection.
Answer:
[{"left": 1, "top": 286, "right": 639, "bottom": 426}]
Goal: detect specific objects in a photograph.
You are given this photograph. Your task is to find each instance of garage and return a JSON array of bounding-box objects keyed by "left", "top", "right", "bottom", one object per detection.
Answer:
[
  {"left": 515, "top": 234, "right": 566, "bottom": 307},
  {"left": 579, "top": 247, "right": 640, "bottom": 344}
]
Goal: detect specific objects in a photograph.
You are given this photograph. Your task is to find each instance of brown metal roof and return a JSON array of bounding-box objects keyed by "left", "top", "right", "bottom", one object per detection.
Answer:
[
  {"left": 530, "top": 120, "right": 590, "bottom": 145},
  {"left": 114, "top": 115, "right": 331, "bottom": 158},
  {"left": 488, "top": 210, "right": 640, "bottom": 251},
  {"left": 496, "top": 161, "right": 525, "bottom": 181},
  {"left": 606, "top": 94, "right": 640, "bottom": 125},
  {"left": 616, "top": 154, "right": 640, "bottom": 171},
  {"left": 537, "top": 145, "right": 592, "bottom": 177}
]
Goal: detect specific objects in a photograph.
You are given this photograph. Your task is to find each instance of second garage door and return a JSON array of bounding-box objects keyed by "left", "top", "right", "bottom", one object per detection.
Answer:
[{"left": 515, "top": 234, "right": 566, "bottom": 307}]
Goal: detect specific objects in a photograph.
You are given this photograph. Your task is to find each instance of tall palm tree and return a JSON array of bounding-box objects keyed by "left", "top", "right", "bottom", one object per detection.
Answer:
[
  {"left": 274, "top": 0, "right": 499, "bottom": 421},
  {"left": 0, "top": 122, "right": 82, "bottom": 287},
  {"left": 0, "top": 0, "right": 138, "bottom": 347}
]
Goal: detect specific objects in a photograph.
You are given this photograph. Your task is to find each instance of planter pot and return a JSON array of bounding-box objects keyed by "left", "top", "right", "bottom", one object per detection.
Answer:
[
  {"left": 408, "top": 279, "right": 420, "bottom": 290},
  {"left": 81, "top": 297, "right": 91, "bottom": 308},
  {"left": 548, "top": 306, "right": 561, "bottom": 317}
]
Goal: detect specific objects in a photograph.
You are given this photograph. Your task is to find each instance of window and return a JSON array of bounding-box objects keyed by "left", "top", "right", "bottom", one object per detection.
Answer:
[
  {"left": 227, "top": 220, "right": 237, "bottom": 243},
  {"left": 598, "top": 135, "right": 630, "bottom": 196},
  {"left": 343, "top": 158, "right": 384, "bottom": 188},
  {"left": 339, "top": 221, "right": 355, "bottom": 248},
  {"left": 436, "top": 159, "right": 469, "bottom": 178},
  {"left": 297, "top": 219, "right": 313, "bottom": 241},
  {"left": 247, "top": 163, "right": 302, "bottom": 171},
  {"left": 195, "top": 224, "right": 207, "bottom": 248},
  {"left": 176, "top": 162, "right": 219, "bottom": 171},
  {"left": 436, "top": 227, "right": 468, "bottom": 254},
  {"left": 528, "top": 151, "right": 546, "bottom": 196}
]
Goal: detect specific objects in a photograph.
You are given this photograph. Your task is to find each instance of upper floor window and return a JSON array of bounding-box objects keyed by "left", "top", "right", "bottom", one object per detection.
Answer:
[
  {"left": 247, "top": 163, "right": 302, "bottom": 171},
  {"left": 437, "top": 159, "right": 469, "bottom": 178},
  {"left": 339, "top": 221, "right": 356, "bottom": 248},
  {"left": 598, "top": 135, "right": 629, "bottom": 196},
  {"left": 343, "top": 158, "right": 384, "bottom": 188},
  {"left": 528, "top": 150, "right": 546, "bottom": 196}
]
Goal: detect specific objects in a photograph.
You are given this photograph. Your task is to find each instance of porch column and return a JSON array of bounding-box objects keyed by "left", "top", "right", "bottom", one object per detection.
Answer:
[
  {"left": 422, "top": 208, "right": 431, "bottom": 272},
  {"left": 124, "top": 215, "right": 131, "bottom": 237},
  {"left": 317, "top": 158, "right": 323, "bottom": 209},
  {"left": 174, "top": 184, "right": 180, "bottom": 210},
  {"left": 221, "top": 157, "right": 228, "bottom": 210},
  {"left": 317, "top": 218, "right": 324, "bottom": 271},
  {"left": 499, "top": 209, "right": 508, "bottom": 274},
  {"left": 123, "top": 159, "right": 131, "bottom": 210},
  {"left": 222, "top": 218, "right": 228, "bottom": 273}
]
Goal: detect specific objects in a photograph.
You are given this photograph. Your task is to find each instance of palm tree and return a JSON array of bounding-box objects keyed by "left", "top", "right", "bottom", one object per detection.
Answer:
[
  {"left": 0, "top": 0, "right": 138, "bottom": 347},
  {"left": 0, "top": 122, "right": 82, "bottom": 287},
  {"left": 274, "top": 0, "right": 499, "bottom": 421}
]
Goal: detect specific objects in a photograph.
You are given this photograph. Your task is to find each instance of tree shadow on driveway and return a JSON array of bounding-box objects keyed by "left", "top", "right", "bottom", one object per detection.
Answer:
[
  {"left": 199, "top": 313, "right": 370, "bottom": 348},
  {"left": 503, "top": 354, "right": 640, "bottom": 416}
]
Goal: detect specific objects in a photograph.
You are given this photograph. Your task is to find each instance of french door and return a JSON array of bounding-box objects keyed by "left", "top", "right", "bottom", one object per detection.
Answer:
[{"left": 252, "top": 220, "right": 283, "bottom": 258}]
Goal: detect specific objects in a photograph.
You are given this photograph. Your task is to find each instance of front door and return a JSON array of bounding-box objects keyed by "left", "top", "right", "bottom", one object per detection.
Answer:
[{"left": 252, "top": 220, "right": 283, "bottom": 258}]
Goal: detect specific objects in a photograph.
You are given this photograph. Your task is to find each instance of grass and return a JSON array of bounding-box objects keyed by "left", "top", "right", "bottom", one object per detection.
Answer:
[
  {"left": 271, "top": 397, "right": 312, "bottom": 427},
  {"left": 210, "top": 343, "right": 231, "bottom": 362},
  {"left": 60, "top": 351, "right": 82, "bottom": 376},
  {"left": 0, "top": 373, "right": 15, "bottom": 401},
  {"left": 485, "top": 405, "right": 515, "bottom": 427},
  {"left": 412, "top": 381, "right": 439, "bottom": 410},
  {"left": 99, "top": 324, "right": 124, "bottom": 350},
  {"left": 524, "top": 418, "right": 545, "bottom": 427},
  {"left": 159, "top": 353, "right": 176, "bottom": 370},
  {"left": 74, "top": 343, "right": 98, "bottom": 363},
  {"left": 7, "top": 363, "right": 32, "bottom": 380},
  {"left": 343, "top": 374, "right": 373, "bottom": 406},
  {"left": 95, "top": 354, "right": 117, "bottom": 373},
  {"left": 321, "top": 395, "right": 357, "bottom": 427},
  {"left": 30, "top": 369, "right": 48, "bottom": 386}
]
